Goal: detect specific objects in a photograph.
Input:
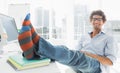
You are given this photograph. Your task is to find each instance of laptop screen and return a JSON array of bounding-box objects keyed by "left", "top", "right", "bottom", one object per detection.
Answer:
[{"left": 0, "top": 14, "right": 18, "bottom": 43}]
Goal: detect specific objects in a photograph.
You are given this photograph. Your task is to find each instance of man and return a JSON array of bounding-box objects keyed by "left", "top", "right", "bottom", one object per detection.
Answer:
[{"left": 18, "top": 10, "right": 118, "bottom": 73}]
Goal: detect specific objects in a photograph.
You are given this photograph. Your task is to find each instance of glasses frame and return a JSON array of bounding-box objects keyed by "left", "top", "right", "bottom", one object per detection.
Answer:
[{"left": 92, "top": 18, "right": 103, "bottom": 22}]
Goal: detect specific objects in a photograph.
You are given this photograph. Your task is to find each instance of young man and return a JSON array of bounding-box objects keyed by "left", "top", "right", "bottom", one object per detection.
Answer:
[{"left": 18, "top": 10, "right": 118, "bottom": 73}]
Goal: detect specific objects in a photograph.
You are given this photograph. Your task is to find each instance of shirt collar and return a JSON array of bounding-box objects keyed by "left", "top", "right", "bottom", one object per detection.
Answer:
[{"left": 88, "top": 30, "right": 105, "bottom": 36}]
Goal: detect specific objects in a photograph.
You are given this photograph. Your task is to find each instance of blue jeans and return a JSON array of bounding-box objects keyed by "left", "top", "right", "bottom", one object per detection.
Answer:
[{"left": 37, "top": 38, "right": 101, "bottom": 73}]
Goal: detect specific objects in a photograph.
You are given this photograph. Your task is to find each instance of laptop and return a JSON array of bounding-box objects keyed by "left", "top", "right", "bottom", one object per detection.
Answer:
[{"left": 0, "top": 13, "right": 19, "bottom": 44}]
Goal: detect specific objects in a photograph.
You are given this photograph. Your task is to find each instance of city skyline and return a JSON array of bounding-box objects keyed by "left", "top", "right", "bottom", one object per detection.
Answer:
[{"left": 7, "top": 3, "right": 120, "bottom": 42}]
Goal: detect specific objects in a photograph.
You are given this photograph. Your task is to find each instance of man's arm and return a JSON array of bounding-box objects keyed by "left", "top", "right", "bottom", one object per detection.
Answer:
[{"left": 82, "top": 51, "right": 113, "bottom": 66}]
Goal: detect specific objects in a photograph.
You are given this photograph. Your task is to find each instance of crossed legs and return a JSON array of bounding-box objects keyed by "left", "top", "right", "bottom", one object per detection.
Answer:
[{"left": 18, "top": 13, "right": 101, "bottom": 73}]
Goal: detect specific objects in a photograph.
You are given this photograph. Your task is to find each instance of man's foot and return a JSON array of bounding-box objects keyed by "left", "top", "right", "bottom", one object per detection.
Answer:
[
  {"left": 23, "top": 13, "right": 40, "bottom": 44},
  {"left": 18, "top": 26, "right": 34, "bottom": 59}
]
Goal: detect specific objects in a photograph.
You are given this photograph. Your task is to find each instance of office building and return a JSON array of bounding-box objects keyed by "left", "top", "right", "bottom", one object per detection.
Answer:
[{"left": 73, "top": 5, "right": 91, "bottom": 40}]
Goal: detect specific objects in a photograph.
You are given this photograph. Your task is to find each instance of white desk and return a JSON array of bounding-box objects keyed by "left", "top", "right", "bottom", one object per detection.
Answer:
[
  {"left": 0, "top": 42, "right": 61, "bottom": 73},
  {"left": 1, "top": 42, "right": 120, "bottom": 73}
]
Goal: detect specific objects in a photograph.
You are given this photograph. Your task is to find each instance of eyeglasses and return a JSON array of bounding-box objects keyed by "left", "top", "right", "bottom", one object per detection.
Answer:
[
  {"left": 0, "top": 35, "right": 1, "bottom": 42},
  {"left": 92, "top": 18, "right": 103, "bottom": 21}
]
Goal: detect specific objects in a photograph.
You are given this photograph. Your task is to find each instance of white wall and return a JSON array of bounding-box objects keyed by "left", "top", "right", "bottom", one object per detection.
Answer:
[
  {"left": 0, "top": 0, "right": 31, "bottom": 14},
  {"left": 101, "top": 0, "right": 120, "bottom": 20},
  {"left": 0, "top": 0, "right": 8, "bottom": 15}
]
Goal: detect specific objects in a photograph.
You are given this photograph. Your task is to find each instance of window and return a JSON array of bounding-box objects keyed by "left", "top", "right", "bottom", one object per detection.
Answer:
[{"left": 7, "top": 0, "right": 120, "bottom": 42}]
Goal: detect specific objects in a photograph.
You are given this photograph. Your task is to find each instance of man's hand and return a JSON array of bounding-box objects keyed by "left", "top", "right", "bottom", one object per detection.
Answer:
[{"left": 81, "top": 51, "right": 113, "bottom": 66}]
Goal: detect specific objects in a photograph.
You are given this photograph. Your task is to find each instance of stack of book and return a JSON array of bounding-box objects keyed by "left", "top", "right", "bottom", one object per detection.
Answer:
[{"left": 7, "top": 54, "right": 51, "bottom": 71}]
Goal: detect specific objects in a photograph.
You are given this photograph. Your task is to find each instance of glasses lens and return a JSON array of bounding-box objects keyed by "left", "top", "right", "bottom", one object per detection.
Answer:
[{"left": 92, "top": 18, "right": 102, "bottom": 21}]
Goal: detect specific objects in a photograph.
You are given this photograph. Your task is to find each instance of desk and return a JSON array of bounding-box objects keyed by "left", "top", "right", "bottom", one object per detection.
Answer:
[
  {"left": 0, "top": 42, "right": 61, "bottom": 73},
  {"left": 1, "top": 42, "right": 120, "bottom": 73}
]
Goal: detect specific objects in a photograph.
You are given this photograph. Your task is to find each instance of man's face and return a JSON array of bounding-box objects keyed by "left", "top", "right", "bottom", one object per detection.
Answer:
[{"left": 90, "top": 15, "right": 105, "bottom": 30}]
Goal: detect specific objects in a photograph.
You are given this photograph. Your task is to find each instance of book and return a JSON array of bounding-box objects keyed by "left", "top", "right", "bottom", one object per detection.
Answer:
[{"left": 7, "top": 54, "right": 51, "bottom": 70}]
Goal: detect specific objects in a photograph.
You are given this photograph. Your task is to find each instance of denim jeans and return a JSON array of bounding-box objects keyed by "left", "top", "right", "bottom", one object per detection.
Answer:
[{"left": 37, "top": 38, "right": 101, "bottom": 73}]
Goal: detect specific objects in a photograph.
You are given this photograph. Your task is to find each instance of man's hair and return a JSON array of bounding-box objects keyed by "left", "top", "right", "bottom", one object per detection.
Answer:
[{"left": 90, "top": 10, "right": 106, "bottom": 22}]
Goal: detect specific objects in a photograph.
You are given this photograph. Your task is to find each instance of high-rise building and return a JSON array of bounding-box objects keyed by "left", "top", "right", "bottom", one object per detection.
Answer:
[
  {"left": 35, "top": 7, "right": 51, "bottom": 39},
  {"left": 35, "top": 7, "right": 66, "bottom": 39},
  {"left": 74, "top": 5, "right": 90, "bottom": 40},
  {"left": 52, "top": 13, "right": 67, "bottom": 39}
]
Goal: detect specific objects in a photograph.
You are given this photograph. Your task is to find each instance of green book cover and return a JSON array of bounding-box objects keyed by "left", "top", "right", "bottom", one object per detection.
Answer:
[
  {"left": 7, "top": 54, "right": 51, "bottom": 70},
  {"left": 7, "top": 58, "right": 50, "bottom": 70},
  {"left": 8, "top": 54, "right": 51, "bottom": 66}
]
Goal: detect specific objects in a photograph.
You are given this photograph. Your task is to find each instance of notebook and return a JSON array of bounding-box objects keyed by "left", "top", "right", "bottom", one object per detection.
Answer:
[{"left": 7, "top": 54, "right": 51, "bottom": 70}]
